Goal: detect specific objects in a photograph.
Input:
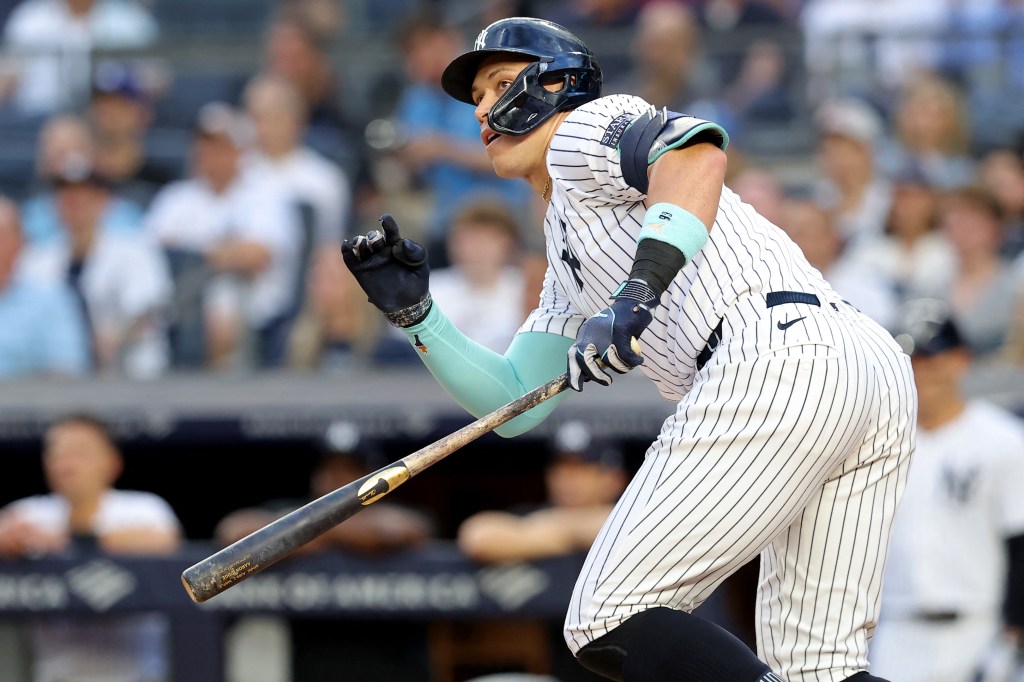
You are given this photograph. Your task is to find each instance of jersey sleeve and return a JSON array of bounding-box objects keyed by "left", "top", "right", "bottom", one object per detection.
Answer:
[
  {"left": 551, "top": 94, "right": 729, "bottom": 202},
  {"left": 518, "top": 262, "right": 585, "bottom": 340}
]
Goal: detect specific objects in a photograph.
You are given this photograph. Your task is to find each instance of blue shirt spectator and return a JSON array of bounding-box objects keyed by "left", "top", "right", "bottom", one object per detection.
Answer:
[
  {"left": 393, "top": 12, "right": 531, "bottom": 263},
  {"left": 0, "top": 196, "right": 89, "bottom": 378},
  {"left": 395, "top": 83, "right": 528, "bottom": 232},
  {"left": 21, "top": 192, "right": 144, "bottom": 245}
]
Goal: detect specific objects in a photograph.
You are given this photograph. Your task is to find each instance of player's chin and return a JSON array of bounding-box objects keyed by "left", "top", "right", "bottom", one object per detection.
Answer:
[{"left": 488, "top": 155, "right": 520, "bottom": 179}]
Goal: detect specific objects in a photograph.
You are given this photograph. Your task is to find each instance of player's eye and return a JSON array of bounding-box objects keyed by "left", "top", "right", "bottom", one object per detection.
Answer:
[{"left": 497, "top": 80, "right": 511, "bottom": 91}]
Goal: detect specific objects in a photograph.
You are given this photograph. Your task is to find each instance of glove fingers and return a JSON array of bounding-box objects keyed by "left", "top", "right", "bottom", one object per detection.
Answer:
[
  {"left": 610, "top": 342, "right": 644, "bottom": 371},
  {"left": 392, "top": 239, "right": 427, "bottom": 267},
  {"left": 603, "top": 344, "right": 633, "bottom": 374},
  {"left": 379, "top": 214, "right": 402, "bottom": 245},
  {"left": 581, "top": 344, "right": 612, "bottom": 387},
  {"left": 568, "top": 345, "right": 587, "bottom": 392}
]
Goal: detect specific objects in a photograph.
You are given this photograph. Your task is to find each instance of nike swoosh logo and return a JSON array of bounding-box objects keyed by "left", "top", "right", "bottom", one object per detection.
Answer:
[{"left": 777, "top": 317, "right": 806, "bottom": 331}]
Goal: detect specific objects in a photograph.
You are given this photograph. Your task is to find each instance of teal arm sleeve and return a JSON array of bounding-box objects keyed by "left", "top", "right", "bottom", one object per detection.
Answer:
[{"left": 400, "top": 304, "right": 574, "bottom": 438}]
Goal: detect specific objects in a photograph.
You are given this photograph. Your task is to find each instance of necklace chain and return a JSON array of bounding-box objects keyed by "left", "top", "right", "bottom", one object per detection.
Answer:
[{"left": 542, "top": 176, "right": 552, "bottom": 202}]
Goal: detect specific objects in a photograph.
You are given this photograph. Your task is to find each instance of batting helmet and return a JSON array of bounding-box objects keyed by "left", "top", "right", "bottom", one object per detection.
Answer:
[{"left": 441, "top": 17, "right": 602, "bottom": 136}]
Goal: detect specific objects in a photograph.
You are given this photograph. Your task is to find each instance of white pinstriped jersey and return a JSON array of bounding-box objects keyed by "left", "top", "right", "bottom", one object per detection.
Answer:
[{"left": 519, "top": 94, "right": 840, "bottom": 399}]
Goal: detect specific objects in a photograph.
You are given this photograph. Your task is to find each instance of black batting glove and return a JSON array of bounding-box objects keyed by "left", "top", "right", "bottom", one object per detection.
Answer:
[
  {"left": 341, "top": 215, "right": 431, "bottom": 327},
  {"left": 568, "top": 279, "right": 656, "bottom": 391}
]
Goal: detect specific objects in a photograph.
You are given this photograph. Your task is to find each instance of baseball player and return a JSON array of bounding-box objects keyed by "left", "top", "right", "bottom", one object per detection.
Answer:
[
  {"left": 869, "top": 300, "right": 1024, "bottom": 682},
  {"left": 343, "top": 17, "right": 916, "bottom": 682}
]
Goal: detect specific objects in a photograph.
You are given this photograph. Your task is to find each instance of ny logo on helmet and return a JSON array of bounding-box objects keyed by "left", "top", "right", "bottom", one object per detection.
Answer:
[{"left": 474, "top": 29, "right": 488, "bottom": 50}]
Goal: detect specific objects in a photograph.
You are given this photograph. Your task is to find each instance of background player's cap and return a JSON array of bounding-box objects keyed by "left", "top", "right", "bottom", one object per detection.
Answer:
[
  {"left": 550, "top": 420, "right": 624, "bottom": 470},
  {"left": 318, "top": 420, "right": 387, "bottom": 471},
  {"left": 92, "top": 60, "right": 145, "bottom": 102},
  {"left": 892, "top": 298, "right": 966, "bottom": 357},
  {"left": 440, "top": 17, "right": 602, "bottom": 135},
  {"left": 814, "top": 97, "right": 883, "bottom": 147}
]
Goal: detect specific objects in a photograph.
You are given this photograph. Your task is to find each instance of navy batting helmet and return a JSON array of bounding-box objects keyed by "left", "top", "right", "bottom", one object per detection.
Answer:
[{"left": 441, "top": 17, "right": 602, "bottom": 136}]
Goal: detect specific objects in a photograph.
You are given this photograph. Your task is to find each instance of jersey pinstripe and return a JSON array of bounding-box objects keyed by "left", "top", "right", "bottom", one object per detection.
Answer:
[
  {"left": 518, "top": 94, "right": 918, "bottom": 681},
  {"left": 520, "top": 94, "right": 837, "bottom": 399}
]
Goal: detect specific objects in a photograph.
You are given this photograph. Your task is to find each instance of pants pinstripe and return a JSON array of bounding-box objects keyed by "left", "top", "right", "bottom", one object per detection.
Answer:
[{"left": 565, "top": 301, "right": 917, "bottom": 682}]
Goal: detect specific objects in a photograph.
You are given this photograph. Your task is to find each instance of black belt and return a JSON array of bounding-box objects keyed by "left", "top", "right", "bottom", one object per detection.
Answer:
[
  {"left": 913, "top": 610, "right": 961, "bottom": 623},
  {"left": 695, "top": 291, "right": 823, "bottom": 371}
]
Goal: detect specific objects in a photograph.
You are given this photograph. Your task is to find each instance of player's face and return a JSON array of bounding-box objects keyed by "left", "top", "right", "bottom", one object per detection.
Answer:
[{"left": 470, "top": 56, "right": 560, "bottom": 184}]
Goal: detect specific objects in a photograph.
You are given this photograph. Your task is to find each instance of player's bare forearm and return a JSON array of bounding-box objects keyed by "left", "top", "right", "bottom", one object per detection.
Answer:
[
  {"left": 646, "top": 143, "right": 727, "bottom": 231},
  {"left": 458, "top": 507, "right": 611, "bottom": 563}
]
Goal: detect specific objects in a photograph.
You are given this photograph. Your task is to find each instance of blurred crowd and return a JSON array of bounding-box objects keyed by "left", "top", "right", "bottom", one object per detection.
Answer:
[{"left": 0, "top": 0, "right": 1022, "bottom": 379}]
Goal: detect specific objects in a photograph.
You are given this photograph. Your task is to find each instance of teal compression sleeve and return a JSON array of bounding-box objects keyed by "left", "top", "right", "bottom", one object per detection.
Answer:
[{"left": 400, "top": 304, "right": 574, "bottom": 437}]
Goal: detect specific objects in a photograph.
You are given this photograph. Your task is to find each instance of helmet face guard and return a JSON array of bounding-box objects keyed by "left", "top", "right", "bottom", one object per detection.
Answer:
[
  {"left": 488, "top": 54, "right": 602, "bottom": 136},
  {"left": 441, "top": 17, "right": 602, "bottom": 136}
]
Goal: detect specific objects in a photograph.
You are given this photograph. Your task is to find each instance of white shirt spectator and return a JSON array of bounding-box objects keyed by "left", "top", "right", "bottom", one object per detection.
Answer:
[
  {"left": 825, "top": 257, "right": 899, "bottom": 330},
  {"left": 7, "top": 489, "right": 180, "bottom": 538},
  {"left": 430, "top": 266, "right": 525, "bottom": 353},
  {"left": 19, "top": 230, "right": 172, "bottom": 378},
  {"left": 5, "top": 489, "right": 180, "bottom": 682},
  {"left": 245, "top": 147, "right": 350, "bottom": 247},
  {"left": 846, "top": 231, "right": 958, "bottom": 301},
  {"left": 802, "top": 0, "right": 950, "bottom": 91},
  {"left": 145, "top": 169, "right": 300, "bottom": 329},
  {"left": 1, "top": 0, "right": 158, "bottom": 114}
]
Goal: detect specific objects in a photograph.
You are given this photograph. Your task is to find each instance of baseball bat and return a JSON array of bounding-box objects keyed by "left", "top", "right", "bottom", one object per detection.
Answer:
[
  {"left": 181, "top": 373, "right": 571, "bottom": 603},
  {"left": 181, "top": 338, "right": 641, "bottom": 603}
]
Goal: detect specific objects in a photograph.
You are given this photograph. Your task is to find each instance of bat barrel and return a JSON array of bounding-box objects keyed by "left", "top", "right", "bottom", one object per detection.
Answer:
[{"left": 181, "top": 463, "right": 409, "bottom": 602}]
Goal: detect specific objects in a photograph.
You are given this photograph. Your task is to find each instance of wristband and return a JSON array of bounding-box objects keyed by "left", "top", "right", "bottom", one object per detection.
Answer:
[
  {"left": 384, "top": 292, "right": 433, "bottom": 328},
  {"left": 638, "top": 202, "right": 709, "bottom": 265}
]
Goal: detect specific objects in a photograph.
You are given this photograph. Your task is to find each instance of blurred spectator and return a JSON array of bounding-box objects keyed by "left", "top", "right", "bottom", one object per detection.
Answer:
[
  {"left": 845, "top": 166, "right": 957, "bottom": 302},
  {"left": 287, "top": 246, "right": 376, "bottom": 372},
  {"left": 538, "top": 0, "right": 641, "bottom": 78},
  {"left": 871, "top": 300, "right": 1024, "bottom": 681},
  {"left": 603, "top": 1, "right": 710, "bottom": 110},
  {"left": 392, "top": 10, "right": 531, "bottom": 264},
  {"left": 21, "top": 113, "right": 144, "bottom": 245},
  {"left": 978, "top": 147, "right": 1024, "bottom": 259},
  {"left": 802, "top": 0, "right": 949, "bottom": 95},
  {"left": 243, "top": 72, "right": 351, "bottom": 257},
  {"left": 0, "top": 0, "right": 158, "bottom": 114},
  {"left": 697, "top": 0, "right": 793, "bottom": 128},
  {"left": 779, "top": 197, "right": 898, "bottom": 329},
  {"left": 812, "top": 97, "right": 893, "bottom": 244},
  {"left": 880, "top": 73, "right": 976, "bottom": 190},
  {"left": 88, "top": 61, "right": 178, "bottom": 209},
  {"left": 458, "top": 420, "right": 626, "bottom": 564},
  {"left": 144, "top": 102, "right": 300, "bottom": 369},
  {"left": 939, "top": 185, "right": 1018, "bottom": 357},
  {"left": 430, "top": 200, "right": 527, "bottom": 353},
  {"left": 19, "top": 154, "right": 172, "bottom": 377},
  {"left": 720, "top": 37, "right": 793, "bottom": 126},
  {"left": 941, "top": 1, "right": 1024, "bottom": 154},
  {"left": 728, "top": 164, "right": 786, "bottom": 226},
  {"left": 0, "top": 195, "right": 89, "bottom": 379},
  {"left": 540, "top": 0, "right": 639, "bottom": 29},
  {"left": 216, "top": 421, "right": 434, "bottom": 682},
  {"left": 0, "top": 413, "right": 182, "bottom": 682},
  {"left": 262, "top": 7, "right": 369, "bottom": 196}
]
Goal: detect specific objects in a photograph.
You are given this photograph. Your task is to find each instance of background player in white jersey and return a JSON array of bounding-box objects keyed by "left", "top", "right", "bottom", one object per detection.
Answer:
[
  {"left": 342, "top": 17, "right": 916, "bottom": 682},
  {"left": 870, "top": 299, "right": 1024, "bottom": 681}
]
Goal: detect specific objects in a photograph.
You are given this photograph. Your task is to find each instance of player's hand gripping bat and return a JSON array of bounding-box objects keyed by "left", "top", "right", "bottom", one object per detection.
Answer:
[{"left": 181, "top": 338, "right": 640, "bottom": 603}]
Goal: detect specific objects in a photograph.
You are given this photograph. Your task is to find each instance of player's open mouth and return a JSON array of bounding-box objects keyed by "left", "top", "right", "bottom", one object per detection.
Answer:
[{"left": 482, "top": 130, "right": 502, "bottom": 147}]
